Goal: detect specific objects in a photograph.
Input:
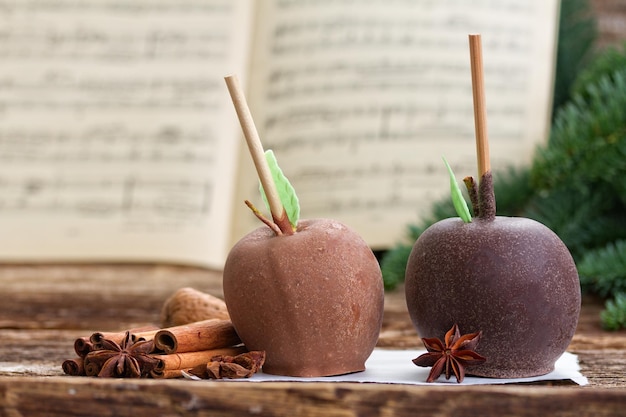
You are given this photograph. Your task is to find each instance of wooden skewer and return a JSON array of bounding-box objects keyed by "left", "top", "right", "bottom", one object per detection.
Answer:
[
  {"left": 468, "top": 34, "right": 491, "bottom": 179},
  {"left": 224, "top": 74, "right": 292, "bottom": 235}
]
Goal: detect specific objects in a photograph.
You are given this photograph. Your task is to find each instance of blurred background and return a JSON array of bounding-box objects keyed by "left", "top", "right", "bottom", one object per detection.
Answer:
[
  {"left": 589, "top": 0, "right": 625, "bottom": 48},
  {"left": 0, "top": 0, "right": 624, "bottom": 330}
]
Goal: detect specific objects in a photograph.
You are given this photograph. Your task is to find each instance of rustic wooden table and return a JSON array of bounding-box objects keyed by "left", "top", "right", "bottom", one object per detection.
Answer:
[{"left": 1, "top": 264, "right": 625, "bottom": 416}]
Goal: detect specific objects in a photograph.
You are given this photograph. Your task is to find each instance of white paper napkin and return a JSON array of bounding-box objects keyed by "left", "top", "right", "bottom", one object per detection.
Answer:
[{"left": 185, "top": 349, "right": 588, "bottom": 386}]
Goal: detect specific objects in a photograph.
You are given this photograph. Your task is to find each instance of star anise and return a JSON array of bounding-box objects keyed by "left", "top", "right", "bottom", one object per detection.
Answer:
[
  {"left": 189, "top": 351, "right": 266, "bottom": 379},
  {"left": 85, "top": 331, "right": 159, "bottom": 378},
  {"left": 412, "top": 324, "right": 486, "bottom": 383}
]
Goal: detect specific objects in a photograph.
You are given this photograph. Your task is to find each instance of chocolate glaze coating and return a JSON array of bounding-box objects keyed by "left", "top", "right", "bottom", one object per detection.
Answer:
[
  {"left": 405, "top": 216, "right": 581, "bottom": 378},
  {"left": 223, "top": 218, "right": 384, "bottom": 377}
]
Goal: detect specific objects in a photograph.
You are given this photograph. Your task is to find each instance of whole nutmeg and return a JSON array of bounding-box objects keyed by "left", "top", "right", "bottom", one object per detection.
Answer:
[{"left": 160, "top": 287, "right": 230, "bottom": 327}]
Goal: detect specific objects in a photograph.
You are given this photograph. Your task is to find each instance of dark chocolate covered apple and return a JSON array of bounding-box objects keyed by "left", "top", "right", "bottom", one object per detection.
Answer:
[
  {"left": 404, "top": 35, "right": 581, "bottom": 379},
  {"left": 222, "top": 75, "right": 384, "bottom": 377},
  {"left": 405, "top": 171, "right": 581, "bottom": 378}
]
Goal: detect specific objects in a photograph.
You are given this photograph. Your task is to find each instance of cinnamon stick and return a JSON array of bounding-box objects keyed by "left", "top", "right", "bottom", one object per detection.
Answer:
[
  {"left": 154, "top": 319, "right": 241, "bottom": 354},
  {"left": 83, "top": 356, "right": 101, "bottom": 377},
  {"left": 89, "top": 325, "right": 160, "bottom": 346},
  {"left": 150, "top": 346, "right": 247, "bottom": 378},
  {"left": 73, "top": 337, "right": 94, "bottom": 357},
  {"left": 62, "top": 358, "right": 85, "bottom": 376},
  {"left": 65, "top": 319, "right": 242, "bottom": 378},
  {"left": 150, "top": 369, "right": 185, "bottom": 379}
]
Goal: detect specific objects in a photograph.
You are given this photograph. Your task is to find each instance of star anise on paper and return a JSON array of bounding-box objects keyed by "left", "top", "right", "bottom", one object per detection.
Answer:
[
  {"left": 412, "top": 324, "right": 486, "bottom": 383},
  {"left": 85, "top": 331, "right": 159, "bottom": 378},
  {"left": 189, "top": 351, "right": 266, "bottom": 379}
]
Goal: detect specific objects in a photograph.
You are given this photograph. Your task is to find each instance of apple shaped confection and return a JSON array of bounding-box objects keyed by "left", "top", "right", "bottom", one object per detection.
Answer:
[
  {"left": 222, "top": 75, "right": 384, "bottom": 377},
  {"left": 404, "top": 36, "right": 581, "bottom": 379},
  {"left": 405, "top": 170, "right": 581, "bottom": 378},
  {"left": 224, "top": 217, "right": 384, "bottom": 377}
]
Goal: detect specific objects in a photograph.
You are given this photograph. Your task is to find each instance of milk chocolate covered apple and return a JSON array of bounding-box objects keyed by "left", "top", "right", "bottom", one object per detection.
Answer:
[
  {"left": 404, "top": 36, "right": 581, "bottom": 379},
  {"left": 224, "top": 217, "right": 383, "bottom": 377},
  {"left": 222, "top": 75, "right": 384, "bottom": 377}
]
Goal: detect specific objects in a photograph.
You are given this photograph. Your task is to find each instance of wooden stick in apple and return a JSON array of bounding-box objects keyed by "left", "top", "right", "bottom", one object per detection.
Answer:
[
  {"left": 224, "top": 74, "right": 294, "bottom": 235},
  {"left": 469, "top": 34, "right": 490, "bottom": 179},
  {"left": 468, "top": 34, "right": 496, "bottom": 219}
]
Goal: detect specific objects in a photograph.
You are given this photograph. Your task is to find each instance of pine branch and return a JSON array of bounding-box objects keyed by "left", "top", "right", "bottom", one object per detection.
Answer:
[
  {"left": 492, "top": 166, "right": 534, "bottom": 217},
  {"left": 380, "top": 244, "right": 414, "bottom": 290},
  {"left": 572, "top": 42, "right": 626, "bottom": 97},
  {"left": 601, "top": 293, "right": 626, "bottom": 331},
  {"left": 578, "top": 240, "right": 626, "bottom": 298},
  {"left": 532, "top": 68, "right": 626, "bottom": 204},
  {"left": 552, "top": 0, "right": 597, "bottom": 115},
  {"left": 523, "top": 184, "right": 626, "bottom": 261}
]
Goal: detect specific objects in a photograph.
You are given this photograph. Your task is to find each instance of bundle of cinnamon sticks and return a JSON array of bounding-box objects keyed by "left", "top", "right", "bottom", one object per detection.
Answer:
[{"left": 62, "top": 288, "right": 264, "bottom": 379}]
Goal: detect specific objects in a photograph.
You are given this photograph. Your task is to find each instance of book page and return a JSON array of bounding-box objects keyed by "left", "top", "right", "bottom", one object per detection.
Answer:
[
  {"left": 0, "top": 0, "right": 253, "bottom": 267},
  {"left": 233, "top": 0, "right": 559, "bottom": 249}
]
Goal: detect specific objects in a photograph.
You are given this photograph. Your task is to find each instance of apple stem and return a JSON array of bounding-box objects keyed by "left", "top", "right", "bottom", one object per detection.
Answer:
[
  {"left": 478, "top": 172, "right": 496, "bottom": 219},
  {"left": 224, "top": 74, "right": 294, "bottom": 235},
  {"left": 469, "top": 34, "right": 496, "bottom": 220},
  {"left": 245, "top": 200, "right": 283, "bottom": 235},
  {"left": 463, "top": 176, "right": 480, "bottom": 217}
]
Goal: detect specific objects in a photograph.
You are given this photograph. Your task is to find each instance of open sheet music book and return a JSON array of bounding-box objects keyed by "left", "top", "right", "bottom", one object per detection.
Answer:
[{"left": 0, "top": 0, "right": 559, "bottom": 268}]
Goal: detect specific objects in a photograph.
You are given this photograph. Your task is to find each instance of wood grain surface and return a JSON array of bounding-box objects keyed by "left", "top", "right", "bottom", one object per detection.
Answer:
[{"left": 0, "top": 264, "right": 625, "bottom": 416}]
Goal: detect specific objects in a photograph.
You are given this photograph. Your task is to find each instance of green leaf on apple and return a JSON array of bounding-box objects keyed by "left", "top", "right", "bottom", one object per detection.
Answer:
[
  {"left": 443, "top": 157, "right": 472, "bottom": 223},
  {"left": 260, "top": 150, "right": 300, "bottom": 229}
]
